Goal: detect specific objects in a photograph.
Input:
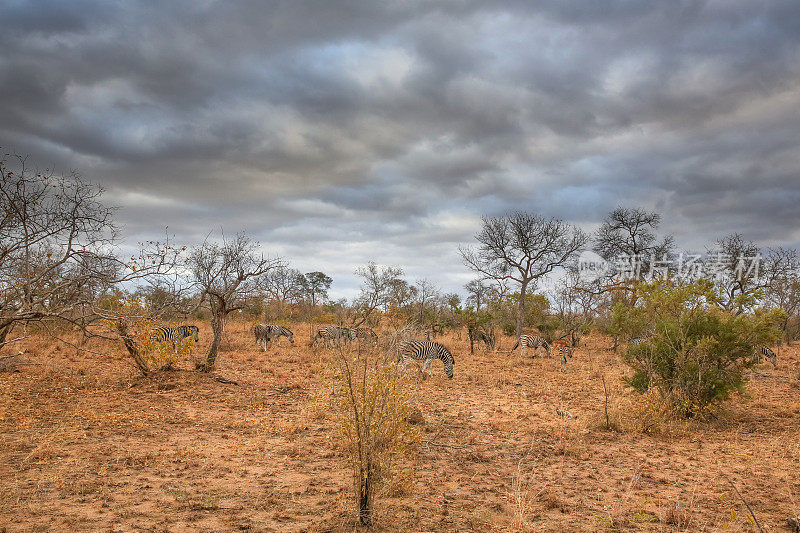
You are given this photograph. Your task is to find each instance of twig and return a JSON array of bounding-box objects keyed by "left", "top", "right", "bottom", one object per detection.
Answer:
[
  {"left": 601, "top": 374, "right": 610, "bottom": 429},
  {"left": 751, "top": 372, "right": 792, "bottom": 381},
  {"left": 424, "top": 442, "right": 471, "bottom": 450},
  {"left": 722, "top": 473, "right": 763, "bottom": 533},
  {"left": 213, "top": 375, "right": 239, "bottom": 385},
  {"left": 0, "top": 335, "right": 30, "bottom": 348}
]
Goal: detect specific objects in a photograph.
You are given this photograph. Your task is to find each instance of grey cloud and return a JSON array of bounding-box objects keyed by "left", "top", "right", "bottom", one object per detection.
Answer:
[{"left": 1, "top": 1, "right": 800, "bottom": 297}]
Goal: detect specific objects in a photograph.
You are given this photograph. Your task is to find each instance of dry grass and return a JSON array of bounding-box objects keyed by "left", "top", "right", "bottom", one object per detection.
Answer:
[{"left": 0, "top": 321, "right": 798, "bottom": 531}]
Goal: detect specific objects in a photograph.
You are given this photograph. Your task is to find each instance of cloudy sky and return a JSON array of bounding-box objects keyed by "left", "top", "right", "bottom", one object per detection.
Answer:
[{"left": 2, "top": 1, "right": 799, "bottom": 298}]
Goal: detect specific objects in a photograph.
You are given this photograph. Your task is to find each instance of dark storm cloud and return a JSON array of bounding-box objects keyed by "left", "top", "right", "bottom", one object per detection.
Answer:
[{"left": 2, "top": 0, "right": 800, "bottom": 296}]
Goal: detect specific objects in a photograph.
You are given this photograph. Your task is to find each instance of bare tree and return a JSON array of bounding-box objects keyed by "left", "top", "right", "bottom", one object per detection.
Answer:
[
  {"left": 352, "top": 262, "right": 404, "bottom": 328},
  {"left": 550, "top": 270, "right": 603, "bottom": 346},
  {"left": 762, "top": 247, "right": 800, "bottom": 342},
  {"left": 387, "top": 278, "right": 416, "bottom": 311},
  {"left": 265, "top": 266, "right": 305, "bottom": 304},
  {"left": 0, "top": 153, "right": 119, "bottom": 350},
  {"left": 593, "top": 206, "right": 674, "bottom": 288},
  {"left": 464, "top": 279, "right": 490, "bottom": 312},
  {"left": 460, "top": 212, "right": 587, "bottom": 339},
  {"left": 594, "top": 207, "right": 674, "bottom": 262},
  {"left": 0, "top": 151, "right": 203, "bottom": 374},
  {"left": 189, "top": 233, "right": 281, "bottom": 371},
  {"left": 706, "top": 233, "right": 764, "bottom": 314},
  {"left": 414, "top": 278, "right": 439, "bottom": 324}
]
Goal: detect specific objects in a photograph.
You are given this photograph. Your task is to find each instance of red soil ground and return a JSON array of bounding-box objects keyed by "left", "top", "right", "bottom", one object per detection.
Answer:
[{"left": 1, "top": 321, "right": 798, "bottom": 532}]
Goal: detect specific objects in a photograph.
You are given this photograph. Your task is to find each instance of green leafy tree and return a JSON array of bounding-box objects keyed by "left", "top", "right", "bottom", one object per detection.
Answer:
[
  {"left": 616, "top": 280, "right": 785, "bottom": 418},
  {"left": 300, "top": 271, "right": 333, "bottom": 307}
]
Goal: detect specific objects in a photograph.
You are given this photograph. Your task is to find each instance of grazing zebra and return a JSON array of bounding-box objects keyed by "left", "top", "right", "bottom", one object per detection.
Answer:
[
  {"left": 473, "top": 330, "right": 495, "bottom": 350},
  {"left": 551, "top": 340, "right": 573, "bottom": 373},
  {"left": 756, "top": 345, "right": 778, "bottom": 368},
  {"left": 149, "top": 325, "right": 199, "bottom": 346},
  {"left": 313, "top": 326, "right": 355, "bottom": 348},
  {"left": 508, "top": 335, "right": 550, "bottom": 357},
  {"left": 253, "top": 324, "right": 294, "bottom": 351},
  {"left": 467, "top": 328, "right": 495, "bottom": 352},
  {"left": 397, "top": 340, "right": 455, "bottom": 379},
  {"left": 354, "top": 327, "right": 378, "bottom": 344}
]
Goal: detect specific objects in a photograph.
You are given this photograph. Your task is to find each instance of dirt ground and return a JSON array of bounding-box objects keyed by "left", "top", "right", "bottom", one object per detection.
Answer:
[{"left": 1, "top": 321, "right": 798, "bottom": 532}]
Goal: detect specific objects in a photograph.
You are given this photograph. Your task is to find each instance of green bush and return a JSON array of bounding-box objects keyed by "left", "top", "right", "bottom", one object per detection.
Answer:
[{"left": 616, "top": 280, "right": 785, "bottom": 418}]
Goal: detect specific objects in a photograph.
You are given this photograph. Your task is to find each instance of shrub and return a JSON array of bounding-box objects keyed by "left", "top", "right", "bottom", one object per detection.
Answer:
[
  {"left": 330, "top": 342, "right": 417, "bottom": 526},
  {"left": 616, "top": 280, "right": 784, "bottom": 418}
]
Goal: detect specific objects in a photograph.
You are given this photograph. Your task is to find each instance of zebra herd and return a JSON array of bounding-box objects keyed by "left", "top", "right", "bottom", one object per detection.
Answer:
[
  {"left": 504, "top": 334, "right": 574, "bottom": 372},
  {"left": 145, "top": 323, "right": 782, "bottom": 380}
]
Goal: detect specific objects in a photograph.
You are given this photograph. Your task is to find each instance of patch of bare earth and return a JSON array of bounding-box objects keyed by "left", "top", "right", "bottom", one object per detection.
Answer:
[{"left": 1, "top": 322, "right": 798, "bottom": 531}]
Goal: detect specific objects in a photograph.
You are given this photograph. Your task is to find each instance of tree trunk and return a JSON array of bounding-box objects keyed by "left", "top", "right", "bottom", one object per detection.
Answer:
[
  {"left": 115, "top": 320, "right": 149, "bottom": 375},
  {"left": 516, "top": 279, "right": 529, "bottom": 340},
  {"left": 468, "top": 326, "right": 475, "bottom": 355},
  {"left": 200, "top": 298, "right": 226, "bottom": 372},
  {"left": 0, "top": 324, "right": 10, "bottom": 351},
  {"left": 358, "top": 461, "right": 374, "bottom": 526}
]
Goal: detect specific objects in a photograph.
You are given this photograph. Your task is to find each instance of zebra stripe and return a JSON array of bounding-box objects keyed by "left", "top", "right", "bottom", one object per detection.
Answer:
[
  {"left": 551, "top": 340, "right": 573, "bottom": 373},
  {"left": 757, "top": 345, "right": 777, "bottom": 368},
  {"left": 354, "top": 327, "right": 378, "bottom": 344},
  {"left": 150, "top": 325, "right": 199, "bottom": 344},
  {"left": 397, "top": 340, "right": 455, "bottom": 379},
  {"left": 509, "top": 334, "right": 550, "bottom": 357},
  {"left": 253, "top": 324, "right": 294, "bottom": 350},
  {"left": 314, "top": 326, "right": 355, "bottom": 348}
]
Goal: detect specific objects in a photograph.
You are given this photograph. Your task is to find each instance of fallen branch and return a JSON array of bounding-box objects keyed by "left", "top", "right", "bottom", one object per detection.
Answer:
[
  {"left": 213, "top": 375, "right": 239, "bottom": 385},
  {"left": 722, "top": 473, "right": 763, "bottom": 533},
  {"left": 424, "top": 441, "right": 471, "bottom": 450},
  {"left": 0, "top": 336, "right": 30, "bottom": 349},
  {"left": 750, "top": 372, "right": 792, "bottom": 381}
]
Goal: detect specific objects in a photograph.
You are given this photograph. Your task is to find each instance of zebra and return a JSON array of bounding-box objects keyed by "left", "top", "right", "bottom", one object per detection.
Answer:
[
  {"left": 473, "top": 330, "right": 495, "bottom": 350},
  {"left": 313, "top": 326, "right": 355, "bottom": 348},
  {"left": 149, "top": 325, "right": 199, "bottom": 348},
  {"left": 756, "top": 345, "right": 777, "bottom": 368},
  {"left": 508, "top": 334, "right": 550, "bottom": 357},
  {"left": 551, "top": 340, "right": 573, "bottom": 373},
  {"left": 397, "top": 340, "right": 455, "bottom": 379},
  {"left": 354, "top": 327, "right": 378, "bottom": 344},
  {"left": 253, "top": 324, "right": 294, "bottom": 351}
]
